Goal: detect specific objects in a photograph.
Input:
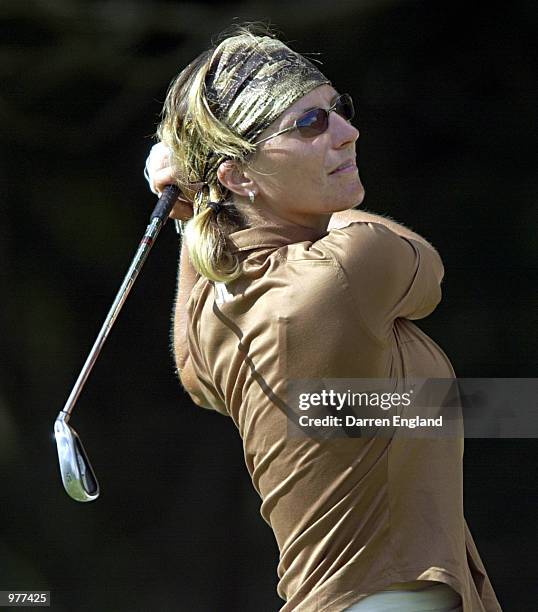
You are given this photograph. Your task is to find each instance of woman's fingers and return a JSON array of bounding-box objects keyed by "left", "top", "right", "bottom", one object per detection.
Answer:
[
  {"left": 144, "top": 142, "right": 195, "bottom": 221},
  {"left": 152, "top": 166, "right": 180, "bottom": 196},
  {"left": 144, "top": 142, "right": 172, "bottom": 195},
  {"left": 154, "top": 171, "right": 194, "bottom": 221},
  {"left": 169, "top": 200, "right": 194, "bottom": 221}
]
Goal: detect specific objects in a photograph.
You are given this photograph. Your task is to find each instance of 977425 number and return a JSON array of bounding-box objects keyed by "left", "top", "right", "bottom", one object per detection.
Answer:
[{"left": 0, "top": 591, "right": 50, "bottom": 607}]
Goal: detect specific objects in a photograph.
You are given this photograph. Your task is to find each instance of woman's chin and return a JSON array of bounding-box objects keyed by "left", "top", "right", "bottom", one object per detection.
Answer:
[
  {"left": 340, "top": 183, "right": 366, "bottom": 210},
  {"left": 355, "top": 184, "right": 366, "bottom": 206}
]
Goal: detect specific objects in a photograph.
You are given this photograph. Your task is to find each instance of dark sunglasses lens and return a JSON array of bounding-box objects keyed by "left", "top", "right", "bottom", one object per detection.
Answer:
[
  {"left": 294, "top": 95, "right": 355, "bottom": 138},
  {"left": 296, "top": 108, "right": 328, "bottom": 137},
  {"left": 336, "top": 94, "right": 354, "bottom": 121}
]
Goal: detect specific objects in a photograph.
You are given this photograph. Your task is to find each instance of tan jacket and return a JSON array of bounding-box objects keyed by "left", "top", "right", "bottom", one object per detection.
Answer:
[{"left": 175, "top": 213, "right": 502, "bottom": 612}]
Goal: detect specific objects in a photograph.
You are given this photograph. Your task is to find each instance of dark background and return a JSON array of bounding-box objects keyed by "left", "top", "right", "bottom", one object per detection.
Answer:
[{"left": 1, "top": 1, "right": 537, "bottom": 610}]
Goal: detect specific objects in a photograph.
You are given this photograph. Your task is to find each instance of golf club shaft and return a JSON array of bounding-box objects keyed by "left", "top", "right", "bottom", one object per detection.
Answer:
[{"left": 59, "top": 185, "right": 180, "bottom": 423}]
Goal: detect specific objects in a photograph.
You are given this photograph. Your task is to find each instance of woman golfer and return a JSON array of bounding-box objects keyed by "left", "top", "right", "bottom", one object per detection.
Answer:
[{"left": 145, "top": 25, "right": 502, "bottom": 612}]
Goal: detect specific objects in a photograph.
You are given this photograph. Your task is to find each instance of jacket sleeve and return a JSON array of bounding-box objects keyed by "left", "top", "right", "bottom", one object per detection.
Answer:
[
  {"left": 178, "top": 355, "right": 215, "bottom": 410},
  {"left": 173, "top": 243, "right": 226, "bottom": 413},
  {"left": 314, "top": 221, "right": 444, "bottom": 343}
]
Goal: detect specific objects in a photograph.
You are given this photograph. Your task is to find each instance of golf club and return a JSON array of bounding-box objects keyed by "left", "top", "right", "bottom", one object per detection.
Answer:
[{"left": 54, "top": 185, "right": 180, "bottom": 502}]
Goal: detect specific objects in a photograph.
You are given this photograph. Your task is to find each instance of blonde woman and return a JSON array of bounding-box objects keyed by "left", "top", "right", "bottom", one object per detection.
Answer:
[{"left": 145, "top": 25, "right": 502, "bottom": 612}]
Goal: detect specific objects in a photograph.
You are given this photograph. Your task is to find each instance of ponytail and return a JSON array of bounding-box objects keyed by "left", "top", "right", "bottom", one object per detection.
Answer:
[{"left": 183, "top": 185, "right": 244, "bottom": 283}]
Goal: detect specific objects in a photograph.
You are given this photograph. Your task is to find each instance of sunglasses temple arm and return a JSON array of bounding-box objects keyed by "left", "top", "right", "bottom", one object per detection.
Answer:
[
  {"left": 254, "top": 125, "right": 295, "bottom": 145},
  {"left": 56, "top": 185, "right": 180, "bottom": 425}
]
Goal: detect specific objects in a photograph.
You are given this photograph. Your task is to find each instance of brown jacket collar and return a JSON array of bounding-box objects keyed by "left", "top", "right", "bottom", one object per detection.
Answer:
[{"left": 227, "top": 219, "right": 328, "bottom": 253}]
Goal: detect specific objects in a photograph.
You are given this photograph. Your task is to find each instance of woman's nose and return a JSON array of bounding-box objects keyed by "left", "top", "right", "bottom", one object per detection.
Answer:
[{"left": 331, "top": 112, "right": 359, "bottom": 148}]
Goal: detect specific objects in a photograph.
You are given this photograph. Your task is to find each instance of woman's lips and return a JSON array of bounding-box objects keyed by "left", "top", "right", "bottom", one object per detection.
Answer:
[{"left": 329, "top": 160, "right": 357, "bottom": 175}]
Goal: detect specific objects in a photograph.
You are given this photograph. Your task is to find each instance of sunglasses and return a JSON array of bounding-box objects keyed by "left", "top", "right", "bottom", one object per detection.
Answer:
[{"left": 255, "top": 93, "right": 355, "bottom": 145}]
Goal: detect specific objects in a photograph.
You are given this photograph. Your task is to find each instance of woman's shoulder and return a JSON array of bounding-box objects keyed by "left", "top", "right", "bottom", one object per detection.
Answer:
[{"left": 283, "top": 220, "right": 402, "bottom": 269}]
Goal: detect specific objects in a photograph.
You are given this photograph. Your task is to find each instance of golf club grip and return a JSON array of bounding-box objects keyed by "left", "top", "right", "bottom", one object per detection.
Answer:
[{"left": 150, "top": 184, "right": 180, "bottom": 223}]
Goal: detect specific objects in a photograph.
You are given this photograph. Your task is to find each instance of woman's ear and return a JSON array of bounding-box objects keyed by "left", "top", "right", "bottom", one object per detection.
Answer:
[{"left": 217, "top": 160, "right": 257, "bottom": 198}]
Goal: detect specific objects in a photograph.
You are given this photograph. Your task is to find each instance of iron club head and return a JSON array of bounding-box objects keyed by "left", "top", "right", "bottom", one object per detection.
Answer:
[{"left": 54, "top": 415, "right": 99, "bottom": 502}]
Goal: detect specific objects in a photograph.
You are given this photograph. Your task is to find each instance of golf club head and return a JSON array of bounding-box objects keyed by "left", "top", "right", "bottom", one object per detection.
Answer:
[{"left": 54, "top": 417, "right": 99, "bottom": 502}]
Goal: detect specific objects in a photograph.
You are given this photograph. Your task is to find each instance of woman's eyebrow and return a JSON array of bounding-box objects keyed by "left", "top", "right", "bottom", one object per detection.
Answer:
[
  {"left": 299, "top": 104, "right": 318, "bottom": 114},
  {"left": 294, "top": 94, "right": 341, "bottom": 116}
]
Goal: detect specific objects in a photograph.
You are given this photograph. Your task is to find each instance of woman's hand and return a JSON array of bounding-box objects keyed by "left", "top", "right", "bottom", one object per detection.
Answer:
[{"left": 144, "top": 142, "right": 194, "bottom": 221}]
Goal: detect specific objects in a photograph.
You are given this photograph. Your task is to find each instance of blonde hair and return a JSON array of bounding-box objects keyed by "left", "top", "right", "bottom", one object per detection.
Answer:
[{"left": 157, "top": 27, "right": 262, "bottom": 283}]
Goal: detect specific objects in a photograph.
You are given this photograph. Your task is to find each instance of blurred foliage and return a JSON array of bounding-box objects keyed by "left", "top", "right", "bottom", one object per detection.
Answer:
[{"left": 1, "top": 1, "right": 537, "bottom": 610}]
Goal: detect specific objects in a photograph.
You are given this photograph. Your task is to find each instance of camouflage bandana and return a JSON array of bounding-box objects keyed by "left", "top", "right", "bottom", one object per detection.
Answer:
[{"left": 202, "top": 34, "right": 330, "bottom": 183}]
